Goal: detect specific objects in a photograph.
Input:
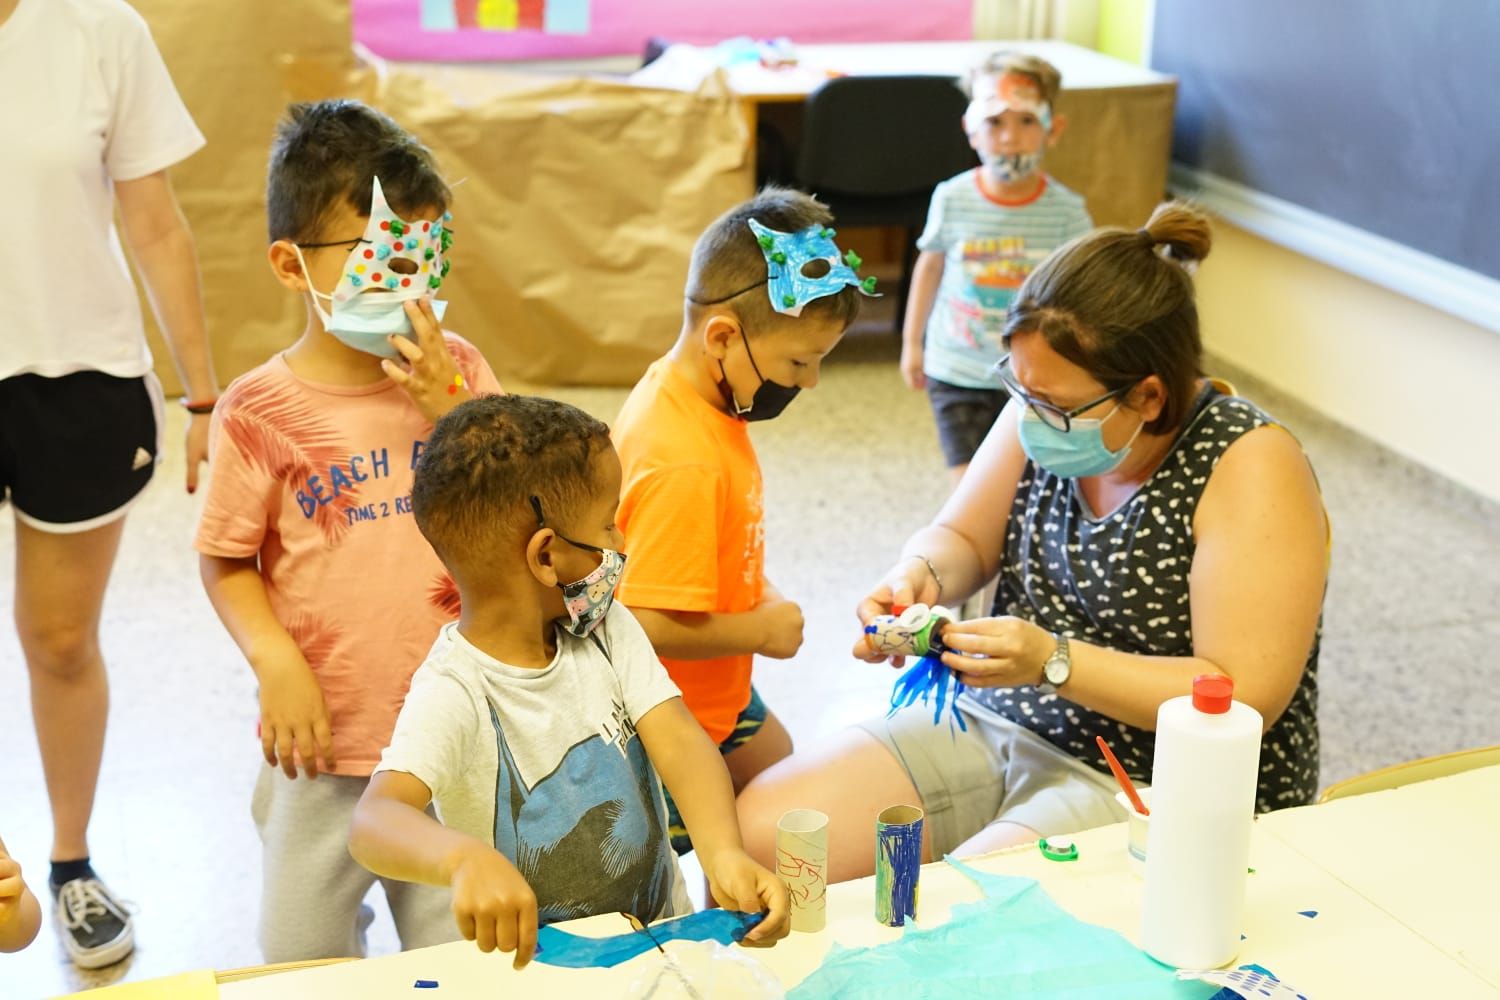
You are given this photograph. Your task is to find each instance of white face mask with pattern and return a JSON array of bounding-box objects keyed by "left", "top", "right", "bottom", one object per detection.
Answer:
[
  {"left": 294, "top": 176, "right": 452, "bottom": 358},
  {"left": 530, "top": 495, "right": 626, "bottom": 639}
]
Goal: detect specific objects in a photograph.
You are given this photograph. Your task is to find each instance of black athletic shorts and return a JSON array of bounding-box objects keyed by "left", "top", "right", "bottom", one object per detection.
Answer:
[
  {"left": 925, "top": 377, "right": 1010, "bottom": 469},
  {"left": 0, "top": 371, "right": 162, "bottom": 532}
]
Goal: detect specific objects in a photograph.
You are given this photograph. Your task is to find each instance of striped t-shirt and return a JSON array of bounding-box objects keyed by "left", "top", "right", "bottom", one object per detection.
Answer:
[{"left": 917, "top": 170, "right": 1092, "bottom": 388}]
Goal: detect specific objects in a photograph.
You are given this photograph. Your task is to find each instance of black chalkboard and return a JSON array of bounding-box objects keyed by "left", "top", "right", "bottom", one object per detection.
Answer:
[{"left": 1151, "top": 0, "right": 1500, "bottom": 281}]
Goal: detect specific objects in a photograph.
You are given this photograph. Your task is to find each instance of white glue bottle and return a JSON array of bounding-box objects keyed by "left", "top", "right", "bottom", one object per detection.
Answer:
[{"left": 1140, "top": 673, "right": 1262, "bottom": 969}]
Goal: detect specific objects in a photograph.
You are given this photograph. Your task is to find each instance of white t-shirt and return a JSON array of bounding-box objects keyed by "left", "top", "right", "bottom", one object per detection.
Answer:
[
  {"left": 0, "top": 0, "right": 205, "bottom": 380},
  {"left": 378, "top": 603, "right": 692, "bottom": 924}
]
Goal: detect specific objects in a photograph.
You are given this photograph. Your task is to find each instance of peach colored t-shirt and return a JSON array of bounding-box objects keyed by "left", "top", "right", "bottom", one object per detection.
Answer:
[
  {"left": 194, "top": 335, "right": 500, "bottom": 776},
  {"left": 613, "top": 358, "right": 764, "bottom": 744}
]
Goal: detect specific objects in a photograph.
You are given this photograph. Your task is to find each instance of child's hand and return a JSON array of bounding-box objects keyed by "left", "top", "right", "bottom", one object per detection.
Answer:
[
  {"left": 754, "top": 597, "right": 805, "bottom": 659},
  {"left": 449, "top": 842, "right": 538, "bottom": 968},
  {"left": 0, "top": 851, "right": 24, "bottom": 908},
  {"left": 254, "top": 640, "right": 336, "bottom": 779},
  {"left": 0, "top": 847, "right": 42, "bottom": 954},
  {"left": 702, "top": 849, "right": 790, "bottom": 946},
  {"left": 382, "top": 299, "right": 471, "bottom": 423},
  {"left": 899, "top": 343, "right": 926, "bottom": 391}
]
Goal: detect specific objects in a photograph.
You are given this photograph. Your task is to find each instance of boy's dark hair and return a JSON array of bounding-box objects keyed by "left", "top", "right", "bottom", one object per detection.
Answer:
[
  {"left": 266, "top": 99, "right": 452, "bottom": 243},
  {"left": 413, "top": 394, "right": 612, "bottom": 565},
  {"left": 684, "top": 186, "right": 863, "bottom": 335}
]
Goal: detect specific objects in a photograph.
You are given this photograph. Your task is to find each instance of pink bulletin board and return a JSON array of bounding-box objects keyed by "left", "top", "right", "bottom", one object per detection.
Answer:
[{"left": 354, "top": 0, "right": 975, "bottom": 62}]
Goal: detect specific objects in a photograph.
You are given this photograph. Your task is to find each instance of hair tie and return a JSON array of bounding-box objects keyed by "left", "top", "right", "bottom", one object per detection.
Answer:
[{"left": 1137, "top": 227, "right": 1154, "bottom": 242}]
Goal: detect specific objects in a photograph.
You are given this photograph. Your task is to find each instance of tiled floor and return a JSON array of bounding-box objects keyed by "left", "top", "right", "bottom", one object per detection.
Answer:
[{"left": 2, "top": 320, "right": 1497, "bottom": 996}]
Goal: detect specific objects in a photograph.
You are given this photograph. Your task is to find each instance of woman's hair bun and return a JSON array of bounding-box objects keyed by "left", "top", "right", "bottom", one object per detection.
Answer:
[{"left": 1139, "top": 201, "right": 1212, "bottom": 267}]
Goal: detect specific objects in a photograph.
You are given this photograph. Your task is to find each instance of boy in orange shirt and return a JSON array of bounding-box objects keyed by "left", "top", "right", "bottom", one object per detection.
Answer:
[
  {"left": 613, "top": 188, "right": 874, "bottom": 853},
  {"left": 196, "top": 100, "right": 501, "bottom": 961}
]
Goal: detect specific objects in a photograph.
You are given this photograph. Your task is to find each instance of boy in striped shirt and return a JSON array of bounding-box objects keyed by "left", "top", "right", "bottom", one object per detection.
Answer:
[{"left": 901, "top": 53, "right": 1093, "bottom": 484}]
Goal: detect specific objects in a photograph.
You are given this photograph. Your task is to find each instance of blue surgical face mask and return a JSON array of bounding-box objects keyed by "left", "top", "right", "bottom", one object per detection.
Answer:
[
  {"left": 291, "top": 177, "right": 453, "bottom": 359},
  {"left": 293, "top": 245, "right": 450, "bottom": 360},
  {"left": 1017, "top": 404, "right": 1144, "bottom": 479}
]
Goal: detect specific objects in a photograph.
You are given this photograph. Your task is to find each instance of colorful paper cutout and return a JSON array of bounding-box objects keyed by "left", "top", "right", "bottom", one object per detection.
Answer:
[
  {"left": 748, "top": 219, "right": 879, "bottom": 317},
  {"left": 889, "top": 654, "right": 968, "bottom": 731},
  {"left": 532, "top": 909, "right": 763, "bottom": 969}
]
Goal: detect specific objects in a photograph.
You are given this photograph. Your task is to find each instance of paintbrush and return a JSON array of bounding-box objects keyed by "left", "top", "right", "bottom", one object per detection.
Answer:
[{"left": 1096, "top": 734, "right": 1149, "bottom": 816}]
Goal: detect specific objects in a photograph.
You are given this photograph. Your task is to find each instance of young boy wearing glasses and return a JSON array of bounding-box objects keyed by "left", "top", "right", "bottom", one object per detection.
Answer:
[{"left": 196, "top": 100, "right": 502, "bottom": 962}]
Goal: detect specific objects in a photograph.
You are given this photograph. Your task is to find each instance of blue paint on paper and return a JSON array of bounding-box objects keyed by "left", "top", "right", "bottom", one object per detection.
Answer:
[
  {"left": 413, "top": 981, "right": 439, "bottom": 990},
  {"left": 533, "top": 909, "right": 762, "bottom": 969},
  {"left": 1296, "top": 910, "right": 1318, "bottom": 918},
  {"left": 875, "top": 812, "right": 924, "bottom": 926}
]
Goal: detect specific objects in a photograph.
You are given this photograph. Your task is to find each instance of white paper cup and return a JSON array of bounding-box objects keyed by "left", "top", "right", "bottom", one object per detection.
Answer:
[{"left": 1115, "top": 788, "right": 1151, "bottom": 877}]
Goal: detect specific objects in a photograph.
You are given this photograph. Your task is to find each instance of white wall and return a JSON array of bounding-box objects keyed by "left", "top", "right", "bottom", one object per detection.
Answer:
[{"left": 1196, "top": 221, "right": 1500, "bottom": 504}]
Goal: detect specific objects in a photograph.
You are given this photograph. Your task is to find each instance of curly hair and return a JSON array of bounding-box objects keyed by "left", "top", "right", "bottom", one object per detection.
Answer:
[{"left": 412, "top": 394, "right": 612, "bottom": 564}]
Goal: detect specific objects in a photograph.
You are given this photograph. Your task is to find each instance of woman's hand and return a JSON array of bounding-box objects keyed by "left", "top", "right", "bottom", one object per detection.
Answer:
[
  {"left": 851, "top": 557, "right": 943, "bottom": 666},
  {"left": 937, "top": 616, "right": 1055, "bottom": 688}
]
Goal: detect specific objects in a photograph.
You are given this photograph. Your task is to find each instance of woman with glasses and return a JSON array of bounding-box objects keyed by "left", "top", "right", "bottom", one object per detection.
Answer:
[{"left": 736, "top": 202, "right": 1328, "bottom": 882}]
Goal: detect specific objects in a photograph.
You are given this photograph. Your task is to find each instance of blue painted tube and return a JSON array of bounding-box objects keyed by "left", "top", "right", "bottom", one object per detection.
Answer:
[{"left": 874, "top": 805, "right": 924, "bottom": 926}]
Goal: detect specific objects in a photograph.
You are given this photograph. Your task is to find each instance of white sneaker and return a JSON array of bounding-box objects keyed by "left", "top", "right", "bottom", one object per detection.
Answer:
[{"left": 53, "top": 877, "right": 135, "bottom": 969}]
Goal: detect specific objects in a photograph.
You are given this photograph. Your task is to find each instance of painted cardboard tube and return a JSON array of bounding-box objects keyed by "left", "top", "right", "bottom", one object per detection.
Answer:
[
  {"left": 776, "top": 809, "right": 829, "bottom": 932},
  {"left": 874, "top": 804, "right": 924, "bottom": 926}
]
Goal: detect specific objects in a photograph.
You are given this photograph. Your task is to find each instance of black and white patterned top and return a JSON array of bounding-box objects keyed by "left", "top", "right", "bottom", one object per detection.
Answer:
[{"left": 965, "top": 385, "right": 1321, "bottom": 812}]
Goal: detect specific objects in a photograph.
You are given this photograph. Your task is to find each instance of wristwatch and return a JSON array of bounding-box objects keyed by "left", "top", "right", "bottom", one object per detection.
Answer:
[{"left": 1038, "top": 633, "right": 1071, "bottom": 694}]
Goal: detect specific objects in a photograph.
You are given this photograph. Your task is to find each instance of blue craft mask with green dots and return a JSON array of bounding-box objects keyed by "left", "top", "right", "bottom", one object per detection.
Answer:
[
  {"left": 748, "top": 219, "right": 881, "bottom": 317},
  {"left": 296, "top": 177, "right": 454, "bottom": 358}
]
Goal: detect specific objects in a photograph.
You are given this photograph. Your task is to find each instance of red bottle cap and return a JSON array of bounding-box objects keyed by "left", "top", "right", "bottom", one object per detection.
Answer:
[{"left": 1192, "top": 673, "right": 1234, "bottom": 714}]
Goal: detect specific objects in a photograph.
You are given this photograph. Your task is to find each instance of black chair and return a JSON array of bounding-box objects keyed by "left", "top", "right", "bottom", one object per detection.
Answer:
[{"left": 794, "top": 75, "right": 979, "bottom": 329}]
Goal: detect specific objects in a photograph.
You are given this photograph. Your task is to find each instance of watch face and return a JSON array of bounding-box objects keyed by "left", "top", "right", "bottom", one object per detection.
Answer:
[{"left": 1044, "top": 654, "right": 1069, "bottom": 685}]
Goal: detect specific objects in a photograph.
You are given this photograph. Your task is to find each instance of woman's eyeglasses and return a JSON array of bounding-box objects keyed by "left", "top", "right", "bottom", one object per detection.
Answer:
[{"left": 992, "top": 354, "right": 1137, "bottom": 432}]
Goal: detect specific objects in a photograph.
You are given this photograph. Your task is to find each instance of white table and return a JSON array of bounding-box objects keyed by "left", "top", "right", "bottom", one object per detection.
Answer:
[
  {"left": 1257, "top": 765, "right": 1500, "bottom": 991},
  {"left": 632, "top": 39, "right": 1178, "bottom": 230},
  {"left": 633, "top": 40, "right": 1171, "bottom": 102},
  {"left": 216, "top": 769, "right": 1500, "bottom": 998}
]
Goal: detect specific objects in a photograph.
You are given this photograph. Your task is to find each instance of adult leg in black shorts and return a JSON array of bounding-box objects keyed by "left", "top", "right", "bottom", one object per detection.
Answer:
[{"left": 1, "top": 371, "right": 160, "bottom": 969}]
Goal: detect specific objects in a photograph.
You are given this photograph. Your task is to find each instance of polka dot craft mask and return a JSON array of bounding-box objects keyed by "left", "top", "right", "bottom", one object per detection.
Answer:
[{"left": 297, "top": 176, "right": 453, "bottom": 358}]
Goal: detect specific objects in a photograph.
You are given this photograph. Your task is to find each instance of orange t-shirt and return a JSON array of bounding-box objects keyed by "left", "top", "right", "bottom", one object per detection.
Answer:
[
  {"left": 194, "top": 336, "right": 502, "bottom": 776},
  {"left": 613, "top": 359, "right": 764, "bottom": 743}
]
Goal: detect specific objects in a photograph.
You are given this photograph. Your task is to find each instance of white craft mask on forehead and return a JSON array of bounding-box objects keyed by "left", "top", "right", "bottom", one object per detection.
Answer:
[{"left": 295, "top": 176, "right": 453, "bottom": 359}]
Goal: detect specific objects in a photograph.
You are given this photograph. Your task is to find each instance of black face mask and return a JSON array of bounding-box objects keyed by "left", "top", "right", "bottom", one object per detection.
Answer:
[{"left": 715, "top": 330, "right": 800, "bottom": 422}]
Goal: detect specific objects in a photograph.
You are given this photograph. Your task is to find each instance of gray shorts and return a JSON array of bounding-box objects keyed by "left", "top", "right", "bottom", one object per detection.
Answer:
[
  {"left": 251, "top": 765, "right": 459, "bottom": 962},
  {"left": 857, "top": 700, "right": 1127, "bottom": 857}
]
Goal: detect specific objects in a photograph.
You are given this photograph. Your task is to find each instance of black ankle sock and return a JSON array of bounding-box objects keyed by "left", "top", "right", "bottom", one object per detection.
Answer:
[{"left": 50, "top": 857, "right": 96, "bottom": 889}]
